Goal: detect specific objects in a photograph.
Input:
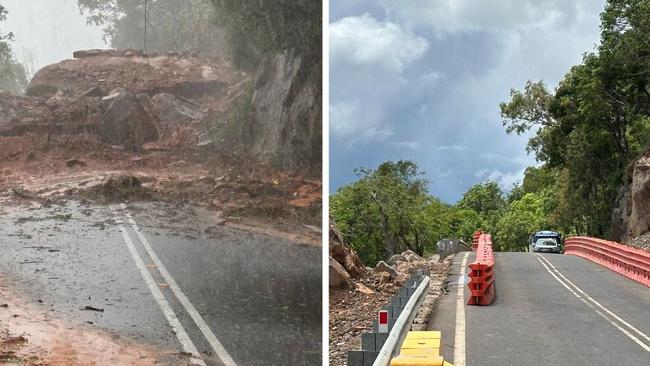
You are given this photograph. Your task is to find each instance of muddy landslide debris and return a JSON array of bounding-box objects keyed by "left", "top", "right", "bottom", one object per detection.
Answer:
[
  {"left": 328, "top": 219, "right": 451, "bottom": 366},
  {"left": 0, "top": 48, "right": 322, "bottom": 238},
  {"left": 27, "top": 48, "right": 234, "bottom": 99}
]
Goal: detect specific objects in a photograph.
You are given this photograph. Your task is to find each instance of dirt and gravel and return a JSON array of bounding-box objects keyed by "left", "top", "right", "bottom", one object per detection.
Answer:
[
  {"left": 628, "top": 232, "right": 650, "bottom": 251},
  {"left": 328, "top": 258, "right": 449, "bottom": 366},
  {"left": 0, "top": 275, "right": 192, "bottom": 366},
  {"left": 329, "top": 271, "right": 398, "bottom": 366},
  {"left": 0, "top": 49, "right": 321, "bottom": 364},
  {"left": 0, "top": 49, "right": 321, "bottom": 244},
  {"left": 0, "top": 132, "right": 321, "bottom": 241}
]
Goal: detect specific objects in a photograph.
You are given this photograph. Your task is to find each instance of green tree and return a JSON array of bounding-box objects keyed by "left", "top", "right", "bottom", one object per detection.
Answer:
[
  {"left": 457, "top": 181, "right": 506, "bottom": 235},
  {"left": 78, "top": 0, "right": 226, "bottom": 56},
  {"left": 79, "top": 1, "right": 321, "bottom": 71},
  {"left": 457, "top": 181, "right": 506, "bottom": 215},
  {"left": 522, "top": 166, "right": 555, "bottom": 194},
  {"left": 500, "top": 1, "right": 650, "bottom": 239},
  {"left": 331, "top": 161, "right": 435, "bottom": 265},
  {"left": 445, "top": 207, "right": 483, "bottom": 244},
  {"left": 209, "top": 0, "right": 321, "bottom": 70},
  {"left": 0, "top": 4, "right": 28, "bottom": 94},
  {"left": 495, "top": 193, "right": 549, "bottom": 251},
  {"left": 506, "top": 183, "right": 525, "bottom": 204}
]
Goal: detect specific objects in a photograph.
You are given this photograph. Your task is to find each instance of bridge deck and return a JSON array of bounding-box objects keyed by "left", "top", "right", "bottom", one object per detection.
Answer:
[{"left": 428, "top": 252, "right": 650, "bottom": 366}]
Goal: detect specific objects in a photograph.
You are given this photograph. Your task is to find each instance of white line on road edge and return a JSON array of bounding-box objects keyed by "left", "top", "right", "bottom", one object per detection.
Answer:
[
  {"left": 537, "top": 255, "right": 650, "bottom": 345},
  {"left": 110, "top": 208, "right": 206, "bottom": 366},
  {"left": 120, "top": 204, "right": 238, "bottom": 366},
  {"left": 454, "top": 252, "right": 469, "bottom": 366},
  {"left": 536, "top": 255, "right": 650, "bottom": 353}
]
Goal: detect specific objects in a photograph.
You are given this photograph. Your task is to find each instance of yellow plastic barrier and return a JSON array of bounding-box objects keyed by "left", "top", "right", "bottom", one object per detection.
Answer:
[{"left": 390, "top": 331, "right": 454, "bottom": 366}]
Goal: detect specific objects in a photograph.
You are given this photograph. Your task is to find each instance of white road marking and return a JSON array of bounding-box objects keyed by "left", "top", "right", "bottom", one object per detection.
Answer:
[
  {"left": 454, "top": 252, "right": 469, "bottom": 366},
  {"left": 112, "top": 210, "right": 206, "bottom": 366},
  {"left": 538, "top": 255, "right": 650, "bottom": 344},
  {"left": 120, "top": 204, "right": 238, "bottom": 366},
  {"left": 536, "top": 255, "right": 650, "bottom": 353}
]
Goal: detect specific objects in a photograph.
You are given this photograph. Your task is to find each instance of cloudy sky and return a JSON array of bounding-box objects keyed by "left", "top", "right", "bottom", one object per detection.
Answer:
[
  {"left": 2, "top": 0, "right": 104, "bottom": 71},
  {"left": 330, "top": 0, "right": 605, "bottom": 203}
]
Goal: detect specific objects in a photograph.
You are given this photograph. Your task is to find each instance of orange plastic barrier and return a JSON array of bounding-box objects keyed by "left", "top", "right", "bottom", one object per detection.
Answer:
[
  {"left": 471, "top": 231, "right": 481, "bottom": 251},
  {"left": 564, "top": 237, "right": 650, "bottom": 287},
  {"left": 467, "top": 233, "right": 496, "bottom": 305}
]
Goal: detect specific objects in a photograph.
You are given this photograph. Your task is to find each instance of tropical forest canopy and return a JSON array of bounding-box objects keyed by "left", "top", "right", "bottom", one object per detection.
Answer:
[
  {"left": 332, "top": 0, "right": 650, "bottom": 266},
  {"left": 77, "top": 0, "right": 321, "bottom": 70}
]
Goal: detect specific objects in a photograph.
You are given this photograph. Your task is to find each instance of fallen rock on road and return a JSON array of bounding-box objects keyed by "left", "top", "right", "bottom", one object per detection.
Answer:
[{"left": 101, "top": 92, "right": 160, "bottom": 149}]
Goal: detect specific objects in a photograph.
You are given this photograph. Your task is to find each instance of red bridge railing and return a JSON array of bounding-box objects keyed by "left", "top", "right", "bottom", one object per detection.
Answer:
[
  {"left": 565, "top": 237, "right": 650, "bottom": 287},
  {"left": 467, "top": 233, "right": 496, "bottom": 305}
]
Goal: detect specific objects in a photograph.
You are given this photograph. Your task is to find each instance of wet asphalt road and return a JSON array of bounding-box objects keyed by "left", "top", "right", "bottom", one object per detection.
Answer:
[
  {"left": 428, "top": 251, "right": 650, "bottom": 365},
  {"left": 0, "top": 201, "right": 321, "bottom": 365}
]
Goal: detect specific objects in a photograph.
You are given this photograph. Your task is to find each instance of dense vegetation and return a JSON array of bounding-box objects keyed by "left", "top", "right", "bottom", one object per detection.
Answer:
[
  {"left": 330, "top": 161, "right": 536, "bottom": 265},
  {"left": 78, "top": 0, "right": 321, "bottom": 168},
  {"left": 208, "top": 0, "right": 321, "bottom": 70},
  {"left": 0, "top": 3, "right": 28, "bottom": 93},
  {"left": 332, "top": 0, "right": 650, "bottom": 266},
  {"left": 77, "top": 0, "right": 321, "bottom": 70},
  {"left": 500, "top": 0, "right": 650, "bottom": 239},
  {"left": 78, "top": 0, "right": 226, "bottom": 58}
]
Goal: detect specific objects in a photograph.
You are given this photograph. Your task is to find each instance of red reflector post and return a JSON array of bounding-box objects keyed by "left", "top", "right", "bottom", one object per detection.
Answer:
[{"left": 378, "top": 310, "right": 388, "bottom": 333}]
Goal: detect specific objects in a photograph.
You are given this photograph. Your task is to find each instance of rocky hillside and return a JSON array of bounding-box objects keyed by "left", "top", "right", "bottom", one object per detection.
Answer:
[
  {"left": 0, "top": 49, "right": 321, "bottom": 239},
  {"left": 1, "top": 48, "right": 320, "bottom": 172},
  {"left": 328, "top": 220, "right": 449, "bottom": 366},
  {"left": 251, "top": 49, "right": 321, "bottom": 171},
  {"left": 1, "top": 49, "right": 240, "bottom": 150},
  {"left": 612, "top": 148, "right": 650, "bottom": 250}
]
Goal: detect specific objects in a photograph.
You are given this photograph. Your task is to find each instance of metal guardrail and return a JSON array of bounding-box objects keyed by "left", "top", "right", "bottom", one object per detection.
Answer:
[
  {"left": 372, "top": 275, "right": 430, "bottom": 366},
  {"left": 347, "top": 271, "right": 430, "bottom": 366},
  {"left": 565, "top": 236, "right": 650, "bottom": 287}
]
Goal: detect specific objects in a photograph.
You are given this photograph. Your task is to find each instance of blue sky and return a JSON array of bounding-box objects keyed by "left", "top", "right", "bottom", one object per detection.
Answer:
[{"left": 330, "top": 0, "right": 605, "bottom": 203}]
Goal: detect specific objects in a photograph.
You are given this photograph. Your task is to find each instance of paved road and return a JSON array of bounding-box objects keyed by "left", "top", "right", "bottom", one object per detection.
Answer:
[
  {"left": 428, "top": 251, "right": 650, "bottom": 365},
  {"left": 0, "top": 201, "right": 321, "bottom": 365}
]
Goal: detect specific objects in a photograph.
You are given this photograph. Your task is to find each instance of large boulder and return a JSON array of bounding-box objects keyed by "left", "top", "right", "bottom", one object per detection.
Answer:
[
  {"left": 402, "top": 250, "right": 424, "bottom": 261},
  {"left": 101, "top": 92, "right": 160, "bottom": 150},
  {"left": 386, "top": 254, "right": 406, "bottom": 265},
  {"left": 329, "top": 219, "right": 366, "bottom": 278},
  {"left": 329, "top": 256, "right": 350, "bottom": 289},
  {"left": 151, "top": 93, "right": 204, "bottom": 122},
  {"left": 613, "top": 150, "right": 650, "bottom": 242},
  {"left": 27, "top": 49, "right": 234, "bottom": 99},
  {"left": 0, "top": 92, "right": 50, "bottom": 136},
  {"left": 329, "top": 241, "right": 365, "bottom": 278},
  {"left": 0, "top": 92, "right": 102, "bottom": 137},
  {"left": 395, "top": 260, "right": 416, "bottom": 274},
  {"left": 374, "top": 261, "right": 399, "bottom": 280},
  {"left": 404, "top": 253, "right": 425, "bottom": 264},
  {"left": 343, "top": 253, "right": 364, "bottom": 278},
  {"left": 250, "top": 49, "right": 321, "bottom": 170}
]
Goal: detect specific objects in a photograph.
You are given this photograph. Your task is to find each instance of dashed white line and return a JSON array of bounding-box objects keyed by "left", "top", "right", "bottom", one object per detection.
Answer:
[
  {"left": 120, "top": 204, "right": 238, "bottom": 366},
  {"left": 536, "top": 254, "right": 650, "bottom": 353},
  {"left": 112, "top": 210, "right": 206, "bottom": 366},
  {"left": 454, "top": 252, "right": 469, "bottom": 366}
]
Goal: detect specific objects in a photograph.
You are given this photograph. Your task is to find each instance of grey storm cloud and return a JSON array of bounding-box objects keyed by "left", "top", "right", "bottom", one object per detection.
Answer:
[
  {"left": 2, "top": 0, "right": 105, "bottom": 71},
  {"left": 330, "top": 0, "right": 604, "bottom": 202}
]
